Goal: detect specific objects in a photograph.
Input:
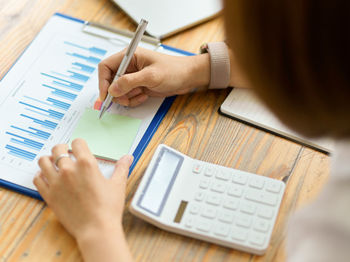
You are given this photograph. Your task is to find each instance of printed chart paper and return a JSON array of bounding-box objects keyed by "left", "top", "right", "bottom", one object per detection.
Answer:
[{"left": 0, "top": 14, "right": 166, "bottom": 191}]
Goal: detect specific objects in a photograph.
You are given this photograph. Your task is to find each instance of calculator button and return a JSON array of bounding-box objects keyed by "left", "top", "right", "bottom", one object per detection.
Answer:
[
  {"left": 204, "top": 167, "right": 216, "bottom": 177},
  {"left": 245, "top": 189, "right": 278, "bottom": 206},
  {"left": 249, "top": 177, "right": 265, "bottom": 189},
  {"left": 206, "top": 194, "right": 222, "bottom": 206},
  {"left": 199, "top": 180, "right": 210, "bottom": 189},
  {"left": 189, "top": 204, "right": 201, "bottom": 215},
  {"left": 240, "top": 203, "right": 256, "bottom": 215},
  {"left": 249, "top": 233, "right": 266, "bottom": 246},
  {"left": 215, "top": 170, "right": 231, "bottom": 181},
  {"left": 214, "top": 224, "right": 230, "bottom": 237},
  {"left": 227, "top": 185, "right": 243, "bottom": 197},
  {"left": 193, "top": 163, "right": 203, "bottom": 174},
  {"left": 223, "top": 198, "right": 239, "bottom": 211},
  {"left": 253, "top": 219, "right": 270, "bottom": 233},
  {"left": 218, "top": 211, "right": 234, "bottom": 223},
  {"left": 258, "top": 207, "right": 274, "bottom": 219},
  {"left": 236, "top": 215, "right": 252, "bottom": 228},
  {"left": 265, "top": 181, "right": 282, "bottom": 193},
  {"left": 211, "top": 182, "right": 226, "bottom": 193},
  {"left": 185, "top": 216, "right": 195, "bottom": 228},
  {"left": 232, "top": 173, "right": 248, "bottom": 185},
  {"left": 196, "top": 220, "right": 212, "bottom": 232},
  {"left": 201, "top": 207, "right": 217, "bottom": 219},
  {"left": 231, "top": 227, "right": 248, "bottom": 241},
  {"left": 194, "top": 191, "right": 205, "bottom": 202}
]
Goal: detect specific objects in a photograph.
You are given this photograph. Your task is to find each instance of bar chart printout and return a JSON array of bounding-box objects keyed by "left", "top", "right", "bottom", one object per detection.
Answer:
[
  {"left": 0, "top": 35, "right": 108, "bottom": 172},
  {"left": 0, "top": 14, "right": 172, "bottom": 193}
]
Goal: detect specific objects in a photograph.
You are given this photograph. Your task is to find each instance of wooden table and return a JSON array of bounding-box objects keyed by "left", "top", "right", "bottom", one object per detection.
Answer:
[{"left": 0, "top": 0, "right": 330, "bottom": 261}]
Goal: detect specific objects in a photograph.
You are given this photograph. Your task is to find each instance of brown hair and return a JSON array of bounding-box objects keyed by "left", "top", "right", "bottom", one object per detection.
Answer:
[{"left": 224, "top": 0, "right": 350, "bottom": 138}]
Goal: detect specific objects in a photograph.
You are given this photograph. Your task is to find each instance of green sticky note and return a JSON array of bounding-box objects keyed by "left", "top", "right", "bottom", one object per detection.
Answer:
[{"left": 70, "top": 108, "right": 141, "bottom": 161}]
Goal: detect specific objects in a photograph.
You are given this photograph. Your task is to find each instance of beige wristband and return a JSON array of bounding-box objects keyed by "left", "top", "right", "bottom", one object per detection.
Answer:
[{"left": 205, "top": 42, "right": 230, "bottom": 89}]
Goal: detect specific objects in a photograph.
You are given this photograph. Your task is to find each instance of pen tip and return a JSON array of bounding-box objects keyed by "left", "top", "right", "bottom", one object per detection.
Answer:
[{"left": 98, "top": 107, "right": 106, "bottom": 119}]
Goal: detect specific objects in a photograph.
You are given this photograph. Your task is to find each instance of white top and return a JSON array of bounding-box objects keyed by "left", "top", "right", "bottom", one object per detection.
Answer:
[{"left": 287, "top": 139, "right": 350, "bottom": 262}]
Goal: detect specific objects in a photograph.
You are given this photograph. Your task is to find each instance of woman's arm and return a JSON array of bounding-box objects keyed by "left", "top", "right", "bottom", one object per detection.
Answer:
[
  {"left": 98, "top": 48, "right": 211, "bottom": 107},
  {"left": 98, "top": 43, "right": 249, "bottom": 107},
  {"left": 77, "top": 224, "right": 132, "bottom": 262}
]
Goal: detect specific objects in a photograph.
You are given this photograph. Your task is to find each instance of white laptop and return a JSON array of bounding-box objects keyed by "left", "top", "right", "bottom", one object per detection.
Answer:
[{"left": 111, "top": 0, "right": 222, "bottom": 39}]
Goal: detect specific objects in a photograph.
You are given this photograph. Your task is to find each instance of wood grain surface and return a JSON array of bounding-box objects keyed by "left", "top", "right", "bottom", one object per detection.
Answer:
[{"left": 0, "top": 0, "right": 330, "bottom": 261}]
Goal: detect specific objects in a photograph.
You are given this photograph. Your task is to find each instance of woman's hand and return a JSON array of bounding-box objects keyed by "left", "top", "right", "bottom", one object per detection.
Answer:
[
  {"left": 98, "top": 47, "right": 210, "bottom": 107},
  {"left": 34, "top": 138, "right": 133, "bottom": 262}
]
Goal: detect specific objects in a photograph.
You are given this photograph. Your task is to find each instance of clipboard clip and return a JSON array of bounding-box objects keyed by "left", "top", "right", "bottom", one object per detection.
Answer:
[{"left": 82, "top": 21, "right": 161, "bottom": 48}]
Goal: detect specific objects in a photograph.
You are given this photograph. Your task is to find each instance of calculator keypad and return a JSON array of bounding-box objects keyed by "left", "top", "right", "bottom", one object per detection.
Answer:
[{"left": 181, "top": 162, "right": 285, "bottom": 252}]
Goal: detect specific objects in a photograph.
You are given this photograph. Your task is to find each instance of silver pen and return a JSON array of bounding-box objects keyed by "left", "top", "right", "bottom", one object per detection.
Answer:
[{"left": 98, "top": 19, "right": 148, "bottom": 119}]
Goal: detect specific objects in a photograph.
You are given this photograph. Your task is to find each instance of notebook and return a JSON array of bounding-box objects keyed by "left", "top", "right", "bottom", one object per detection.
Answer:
[
  {"left": 111, "top": 0, "right": 222, "bottom": 39},
  {"left": 220, "top": 88, "right": 334, "bottom": 153}
]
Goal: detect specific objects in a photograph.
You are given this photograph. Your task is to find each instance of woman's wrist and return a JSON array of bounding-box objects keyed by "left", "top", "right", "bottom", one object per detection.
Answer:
[
  {"left": 77, "top": 221, "right": 123, "bottom": 241},
  {"left": 76, "top": 222, "right": 123, "bottom": 251},
  {"left": 77, "top": 222, "right": 133, "bottom": 262},
  {"left": 186, "top": 53, "right": 211, "bottom": 91}
]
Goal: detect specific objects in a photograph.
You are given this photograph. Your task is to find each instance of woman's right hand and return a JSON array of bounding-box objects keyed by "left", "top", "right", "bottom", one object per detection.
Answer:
[{"left": 98, "top": 47, "right": 210, "bottom": 107}]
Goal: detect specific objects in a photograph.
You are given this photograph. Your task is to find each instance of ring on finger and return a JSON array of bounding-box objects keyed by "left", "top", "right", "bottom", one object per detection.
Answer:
[{"left": 54, "top": 153, "right": 70, "bottom": 169}]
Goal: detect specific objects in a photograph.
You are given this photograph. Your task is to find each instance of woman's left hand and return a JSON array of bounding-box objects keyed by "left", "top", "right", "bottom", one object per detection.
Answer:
[{"left": 34, "top": 138, "right": 134, "bottom": 262}]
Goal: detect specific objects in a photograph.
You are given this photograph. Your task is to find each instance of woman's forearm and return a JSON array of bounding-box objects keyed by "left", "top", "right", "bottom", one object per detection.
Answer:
[{"left": 77, "top": 224, "right": 133, "bottom": 262}]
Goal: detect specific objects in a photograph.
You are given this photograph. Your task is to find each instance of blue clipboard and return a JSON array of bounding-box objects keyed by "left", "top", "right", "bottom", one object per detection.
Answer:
[{"left": 0, "top": 13, "right": 194, "bottom": 200}]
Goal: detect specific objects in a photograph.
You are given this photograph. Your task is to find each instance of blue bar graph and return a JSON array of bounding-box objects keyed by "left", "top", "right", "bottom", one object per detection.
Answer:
[
  {"left": 3, "top": 39, "right": 110, "bottom": 162},
  {"left": 11, "top": 139, "right": 42, "bottom": 150},
  {"left": 24, "top": 96, "right": 52, "bottom": 106},
  {"left": 72, "top": 62, "right": 95, "bottom": 74},
  {"left": 52, "top": 71, "right": 90, "bottom": 83},
  {"left": 20, "top": 114, "right": 58, "bottom": 130},
  {"left": 64, "top": 41, "right": 107, "bottom": 56},
  {"left": 19, "top": 101, "right": 64, "bottom": 120},
  {"left": 24, "top": 96, "right": 70, "bottom": 111},
  {"left": 67, "top": 71, "right": 89, "bottom": 82},
  {"left": 66, "top": 52, "right": 101, "bottom": 64},
  {"left": 46, "top": 97, "right": 71, "bottom": 110},
  {"left": 29, "top": 127, "right": 51, "bottom": 139},
  {"left": 41, "top": 73, "right": 83, "bottom": 91},
  {"left": 25, "top": 108, "right": 54, "bottom": 120},
  {"left": 5, "top": 145, "right": 36, "bottom": 161},
  {"left": 7, "top": 132, "right": 44, "bottom": 150},
  {"left": 11, "top": 125, "right": 51, "bottom": 140},
  {"left": 52, "top": 81, "right": 83, "bottom": 92},
  {"left": 43, "top": 84, "right": 77, "bottom": 101}
]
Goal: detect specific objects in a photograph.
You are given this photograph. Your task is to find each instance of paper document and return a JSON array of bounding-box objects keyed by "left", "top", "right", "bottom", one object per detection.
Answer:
[{"left": 0, "top": 14, "right": 179, "bottom": 191}]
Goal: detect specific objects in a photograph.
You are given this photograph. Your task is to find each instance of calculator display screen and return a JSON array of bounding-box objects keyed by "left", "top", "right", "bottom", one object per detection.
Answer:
[{"left": 138, "top": 148, "right": 184, "bottom": 216}]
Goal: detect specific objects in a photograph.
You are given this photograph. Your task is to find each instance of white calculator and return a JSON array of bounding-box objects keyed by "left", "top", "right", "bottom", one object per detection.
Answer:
[{"left": 130, "top": 144, "right": 285, "bottom": 255}]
